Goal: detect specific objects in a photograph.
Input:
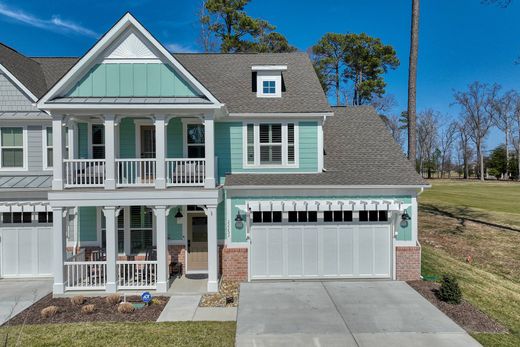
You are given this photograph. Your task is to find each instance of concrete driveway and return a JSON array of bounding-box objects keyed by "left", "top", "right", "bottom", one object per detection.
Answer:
[
  {"left": 236, "top": 281, "right": 480, "bottom": 347},
  {"left": 0, "top": 278, "right": 52, "bottom": 325}
]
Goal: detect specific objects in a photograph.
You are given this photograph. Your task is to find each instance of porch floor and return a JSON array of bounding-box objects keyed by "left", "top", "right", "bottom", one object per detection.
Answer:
[{"left": 168, "top": 275, "right": 208, "bottom": 295}]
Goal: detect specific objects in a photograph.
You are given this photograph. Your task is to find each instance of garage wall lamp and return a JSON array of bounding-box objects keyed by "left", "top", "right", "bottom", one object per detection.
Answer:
[{"left": 400, "top": 210, "right": 411, "bottom": 228}]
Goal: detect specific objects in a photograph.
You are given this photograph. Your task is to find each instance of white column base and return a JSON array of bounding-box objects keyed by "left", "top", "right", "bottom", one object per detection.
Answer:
[
  {"left": 52, "top": 179, "right": 63, "bottom": 190},
  {"left": 155, "top": 178, "right": 166, "bottom": 189},
  {"left": 204, "top": 178, "right": 216, "bottom": 189},
  {"left": 104, "top": 179, "right": 116, "bottom": 190},
  {"left": 156, "top": 281, "right": 169, "bottom": 293},
  {"left": 53, "top": 283, "right": 65, "bottom": 295},
  {"left": 207, "top": 280, "right": 218, "bottom": 293},
  {"left": 106, "top": 282, "right": 117, "bottom": 293}
]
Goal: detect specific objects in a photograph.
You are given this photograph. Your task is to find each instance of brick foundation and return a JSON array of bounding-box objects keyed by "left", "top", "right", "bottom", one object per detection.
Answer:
[
  {"left": 396, "top": 245, "right": 421, "bottom": 281},
  {"left": 221, "top": 246, "right": 248, "bottom": 281}
]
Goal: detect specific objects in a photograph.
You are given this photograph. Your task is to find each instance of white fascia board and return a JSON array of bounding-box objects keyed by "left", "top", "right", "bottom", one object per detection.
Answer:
[
  {"left": 251, "top": 65, "right": 287, "bottom": 71},
  {"left": 225, "top": 184, "right": 431, "bottom": 190},
  {"left": 41, "top": 103, "right": 224, "bottom": 111},
  {"left": 37, "top": 13, "right": 222, "bottom": 108},
  {"left": 0, "top": 64, "right": 38, "bottom": 102},
  {"left": 228, "top": 112, "right": 334, "bottom": 118}
]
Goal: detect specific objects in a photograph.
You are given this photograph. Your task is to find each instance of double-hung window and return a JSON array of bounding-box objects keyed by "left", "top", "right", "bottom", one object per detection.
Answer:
[
  {"left": 91, "top": 124, "right": 105, "bottom": 159},
  {"left": 44, "top": 127, "right": 69, "bottom": 169},
  {"left": 245, "top": 122, "right": 297, "bottom": 167},
  {"left": 0, "top": 127, "right": 25, "bottom": 169},
  {"left": 186, "top": 123, "right": 205, "bottom": 158}
]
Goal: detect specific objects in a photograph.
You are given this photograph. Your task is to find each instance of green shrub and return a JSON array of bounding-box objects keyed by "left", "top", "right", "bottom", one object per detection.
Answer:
[{"left": 438, "top": 273, "right": 462, "bottom": 304}]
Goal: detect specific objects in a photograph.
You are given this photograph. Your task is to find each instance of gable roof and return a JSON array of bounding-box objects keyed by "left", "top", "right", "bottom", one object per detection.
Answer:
[
  {"left": 225, "top": 106, "right": 427, "bottom": 187},
  {"left": 175, "top": 53, "right": 331, "bottom": 113}
]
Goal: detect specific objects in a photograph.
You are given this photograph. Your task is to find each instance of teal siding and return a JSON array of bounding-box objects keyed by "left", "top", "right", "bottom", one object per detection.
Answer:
[
  {"left": 78, "top": 207, "right": 97, "bottom": 242},
  {"left": 66, "top": 63, "right": 200, "bottom": 97},
  {"left": 167, "top": 118, "right": 183, "bottom": 158},
  {"left": 119, "top": 118, "right": 136, "bottom": 158},
  {"left": 228, "top": 195, "right": 413, "bottom": 243},
  {"left": 214, "top": 121, "right": 319, "bottom": 182},
  {"left": 168, "top": 212, "right": 183, "bottom": 241},
  {"left": 217, "top": 201, "right": 226, "bottom": 241},
  {"left": 77, "top": 123, "right": 89, "bottom": 159}
]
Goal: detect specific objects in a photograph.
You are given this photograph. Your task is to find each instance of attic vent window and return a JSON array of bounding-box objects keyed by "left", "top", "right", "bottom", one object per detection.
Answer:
[
  {"left": 262, "top": 80, "right": 276, "bottom": 94},
  {"left": 252, "top": 65, "right": 286, "bottom": 98}
]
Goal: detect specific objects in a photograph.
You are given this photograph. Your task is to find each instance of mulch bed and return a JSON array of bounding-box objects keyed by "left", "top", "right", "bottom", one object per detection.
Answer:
[
  {"left": 199, "top": 281, "right": 239, "bottom": 307},
  {"left": 408, "top": 280, "right": 507, "bottom": 333},
  {"left": 4, "top": 294, "right": 168, "bottom": 326}
]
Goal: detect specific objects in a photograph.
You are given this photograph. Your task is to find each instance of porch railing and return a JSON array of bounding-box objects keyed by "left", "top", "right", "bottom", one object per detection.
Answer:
[
  {"left": 117, "top": 260, "right": 157, "bottom": 289},
  {"left": 166, "top": 158, "right": 205, "bottom": 186},
  {"left": 116, "top": 158, "right": 156, "bottom": 187},
  {"left": 64, "top": 159, "right": 106, "bottom": 187},
  {"left": 64, "top": 261, "right": 107, "bottom": 290}
]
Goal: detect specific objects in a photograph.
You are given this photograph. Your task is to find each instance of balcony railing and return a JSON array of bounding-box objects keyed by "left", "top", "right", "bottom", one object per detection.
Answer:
[{"left": 62, "top": 158, "right": 208, "bottom": 188}]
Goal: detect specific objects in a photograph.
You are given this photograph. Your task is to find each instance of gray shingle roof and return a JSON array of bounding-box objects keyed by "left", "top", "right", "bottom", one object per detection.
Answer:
[
  {"left": 31, "top": 57, "right": 78, "bottom": 89},
  {"left": 225, "top": 106, "right": 427, "bottom": 187},
  {"left": 175, "top": 53, "right": 331, "bottom": 113}
]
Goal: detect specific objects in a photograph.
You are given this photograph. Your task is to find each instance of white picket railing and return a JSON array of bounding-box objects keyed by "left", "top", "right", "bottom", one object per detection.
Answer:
[
  {"left": 64, "top": 159, "right": 106, "bottom": 187},
  {"left": 116, "top": 158, "right": 156, "bottom": 187},
  {"left": 64, "top": 261, "right": 107, "bottom": 290},
  {"left": 117, "top": 261, "right": 157, "bottom": 289},
  {"left": 166, "top": 158, "right": 205, "bottom": 186}
]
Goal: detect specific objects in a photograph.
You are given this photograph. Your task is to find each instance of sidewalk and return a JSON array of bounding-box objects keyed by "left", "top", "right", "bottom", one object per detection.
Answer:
[{"left": 157, "top": 295, "right": 237, "bottom": 322}]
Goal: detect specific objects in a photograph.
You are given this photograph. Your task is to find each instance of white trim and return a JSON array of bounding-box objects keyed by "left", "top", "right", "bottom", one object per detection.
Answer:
[
  {"left": 251, "top": 65, "right": 287, "bottom": 71},
  {"left": 0, "top": 126, "right": 28, "bottom": 171},
  {"left": 229, "top": 112, "right": 334, "bottom": 118},
  {"left": 225, "top": 184, "right": 431, "bottom": 190},
  {"left": 242, "top": 121, "right": 299, "bottom": 168},
  {"left": 37, "top": 13, "right": 222, "bottom": 109},
  {"left": 0, "top": 63, "right": 38, "bottom": 102},
  {"left": 182, "top": 118, "right": 204, "bottom": 158},
  {"left": 256, "top": 72, "right": 281, "bottom": 98}
]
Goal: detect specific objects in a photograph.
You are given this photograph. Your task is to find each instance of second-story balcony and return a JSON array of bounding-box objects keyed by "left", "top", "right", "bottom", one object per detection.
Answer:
[{"left": 63, "top": 157, "right": 210, "bottom": 188}]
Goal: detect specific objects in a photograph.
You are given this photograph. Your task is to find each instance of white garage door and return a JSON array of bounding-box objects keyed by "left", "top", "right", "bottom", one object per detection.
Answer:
[
  {"left": 250, "top": 224, "right": 392, "bottom": 279},
  {"left": 0, "top": 227, "right": 53, "bottom": 277}
]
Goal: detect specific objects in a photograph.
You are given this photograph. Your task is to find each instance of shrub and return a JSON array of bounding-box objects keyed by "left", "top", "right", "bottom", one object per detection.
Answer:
[
  {"left": 81, "top": 304, "right": 96, "bottom": 314},
  {"left": 70, "top": 295, "right": 85, "bottom": 306},
  {"left": 151, "top": 298, "right": 165, "bottom": 306},
  {"left": 117, "top": 302, "right": 135, "bottom": 314},
  {"left": 106, "top": 294, "right": 120, "bottom": 305},
  {"left": 41, "top": 306, "right": 59, "bottom": 318},
  {"left": 438, "top": 274, "right": 462, "bottom": 304}
]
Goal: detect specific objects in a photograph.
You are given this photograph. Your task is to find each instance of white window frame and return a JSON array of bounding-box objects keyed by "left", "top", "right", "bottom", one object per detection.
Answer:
[
  {"left": 243, "top": 121, "right": 299, "bottom": 168},
  {"left": 256, "top": 72, "right": 282, "bottom": 98},
  {"left": 43, "top": 126, "right": 71, "bottom": 170},
  {"left": 182, "top": 118, "right": 205, "bottom": 158},
  {"left": 0, "top": 126, "right": 28, "bottom": 171},
  {"left": 90, "top": 123, "right": 105, "bottom": 159}
]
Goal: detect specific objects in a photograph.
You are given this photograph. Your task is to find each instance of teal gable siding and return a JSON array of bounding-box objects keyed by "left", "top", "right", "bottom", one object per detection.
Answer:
[
  {"left": 228, "top": 195, "right": 413, "bottom": 243},
  {"left": 214, "top": 121, "right": 319, "bottom": 182},
  {"left": 119, "top": 118, "right": 136, "bottom": 158},
  {"left": 78, "top": 207, "right": 97, "bottom": 242},
  {"left": 66, "top": 63, "right": 200, "bottom": 97}
]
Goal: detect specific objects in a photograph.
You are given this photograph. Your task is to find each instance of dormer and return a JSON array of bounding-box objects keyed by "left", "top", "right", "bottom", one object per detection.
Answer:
[{"left": 252, "top": 65, "right": 287, "bottom": 98}]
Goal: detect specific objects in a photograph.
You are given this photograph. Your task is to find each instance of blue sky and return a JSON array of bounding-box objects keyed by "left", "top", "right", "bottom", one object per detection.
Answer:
[{"left": 1, "top": 0, "right": 518, "bottom": 149}]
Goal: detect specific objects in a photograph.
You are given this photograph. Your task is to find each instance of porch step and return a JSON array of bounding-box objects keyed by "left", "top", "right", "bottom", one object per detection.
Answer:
[{"left": 157, "top": 295, "right": 201, "bottom": 322}]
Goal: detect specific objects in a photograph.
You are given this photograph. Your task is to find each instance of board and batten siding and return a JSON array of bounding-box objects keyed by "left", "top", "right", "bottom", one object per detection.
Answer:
[
  {"left": 0, "top": 73, "right": 37, "bottom": 112},
  {"left": 227, "top": 196, "right": 413, "bottom": 243},
  {"left": 214, "top": 121, "right": 319, "bottom": 182},
  {"left": 65, "top": 63, "right": 200, "bottom": 98}
]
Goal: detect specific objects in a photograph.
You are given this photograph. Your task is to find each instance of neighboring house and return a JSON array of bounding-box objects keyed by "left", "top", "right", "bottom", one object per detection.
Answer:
[{"left": 0, "top": 13, "right": 428, "bottom": 295}]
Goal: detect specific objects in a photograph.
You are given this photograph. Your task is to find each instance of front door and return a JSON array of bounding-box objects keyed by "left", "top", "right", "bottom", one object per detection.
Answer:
[
  {"left": 140, "top": 126, "right": 156, "bottom": 158},
  {"left": 187, "top": 213, "right": 208, "bottom": 272}
]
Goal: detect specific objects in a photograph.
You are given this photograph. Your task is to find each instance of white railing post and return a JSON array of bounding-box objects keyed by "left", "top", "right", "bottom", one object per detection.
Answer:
[
  {"left": 103, "top": 206, "right": 118, "bottom": 292},
  {"left": 153, "top": 206, "right": 169, "bottom": 292},
  {"left": 52, "top": 207, "right": 66, "bottom": 294},
  {"left": 155, "top": 115, "right": 167, "bottom": 189},
  {"left": 204, "top": 114, "right": 215, "bottom": 188},
  {"left": 52, "top": 114, "right": 65, "bottom": 190},
  {"left": 104, "top": 114, "right": 116, "bottom": 190},
  {"left": 206, "top": 204, "right": 218, "bottom": 292}
]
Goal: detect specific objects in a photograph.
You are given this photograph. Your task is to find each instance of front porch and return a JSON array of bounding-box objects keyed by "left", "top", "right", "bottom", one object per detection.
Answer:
[{"left": 50, "top": 196, "right": 222, "bottom": 294}]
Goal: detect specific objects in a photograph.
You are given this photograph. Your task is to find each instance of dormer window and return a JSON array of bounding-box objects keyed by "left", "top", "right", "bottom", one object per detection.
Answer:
[{"left": 252, "top": 65, "right": 286, "bottom": 98}]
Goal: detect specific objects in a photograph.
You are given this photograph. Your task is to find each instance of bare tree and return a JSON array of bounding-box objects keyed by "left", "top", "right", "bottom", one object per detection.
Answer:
[
  {"left": 416, "top": 109, "right": 438, "bottom": 178},
  {"left": 438, "top": 121, "right": 457, "bottom": 178},
  {"left": 407, "top": 0, "right": 420, "bottom": 164},
  {"left": 457, "top": 118, "right": 473, "bottom": 179},
  {"left": 513, "top": 97, "right": 520, "bottom": 181},
  {"left": 370, "top": 94, "right": 397, "bottom": 115},
  {"left": 381, "top": 114, "right": 405, "bottom": 150},
  {"left": 490, "top": 89, "right": 517, "bottom": 179},
  {"left": 198, "top": 1, "right": 218, "bottom": 52},
  {"left": 453, "top": 82, "right": 497, "bottom": 181}
]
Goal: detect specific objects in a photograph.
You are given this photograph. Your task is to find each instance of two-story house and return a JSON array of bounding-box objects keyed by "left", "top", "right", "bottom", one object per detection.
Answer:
[{"left": 0, "top": 13, "right": 427, "bottom": 295}]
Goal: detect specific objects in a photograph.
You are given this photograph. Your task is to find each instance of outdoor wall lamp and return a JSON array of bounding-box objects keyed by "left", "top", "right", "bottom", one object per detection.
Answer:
[
  {"left": 175, "top": 208, "right": 183, "bottom": 219},
  {"left": 235, "top": 212, "right": 244, "bottom": 229},
  {"left": 400, "top": 210, "right": 411, "bottom": 228}
]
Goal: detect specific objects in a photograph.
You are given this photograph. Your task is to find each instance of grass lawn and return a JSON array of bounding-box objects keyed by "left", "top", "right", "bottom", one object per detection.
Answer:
[
  {"left": 421, "top": 179, "right": 520, "bottom": 229},
  {"left": 0, "top": 321, "right": 236, "bottom": 347}
]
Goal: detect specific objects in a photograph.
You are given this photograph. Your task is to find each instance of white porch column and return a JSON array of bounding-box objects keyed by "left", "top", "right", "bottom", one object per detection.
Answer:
[
  {"left": 154, "top": 206, "right": 169, "bottom": 292},
  {"left": 52, "top": 207, "right": 66, "bottom": 294},
  {"left": 154, "top": 115, "right": 167, "bottom": 189},
  {"left": 206, "top": 204, "right": 218, "bottom": 292},
  {"left": 104, "top": 115, "right": 116, "bottom": 190},
  {"left": 204, "top": 114, "right": 216, "bottom": 188},
  {"left": 103, "top": 206, "right": 118, "bottom": 293},
  {"left": 52, "top": 115, "right": 65, "bottom": 190}
]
